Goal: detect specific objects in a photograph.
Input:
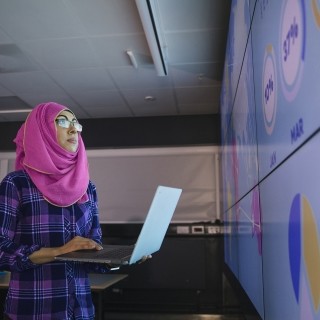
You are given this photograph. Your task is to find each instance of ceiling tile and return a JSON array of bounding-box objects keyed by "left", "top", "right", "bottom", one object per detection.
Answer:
[
  {"left": 90, "top": 34, "right": 150, "bottom": 67},
  {"left": 175, "top": 86, "right": 220, "bottom": 105},
  {"left": 109, "top": 67, "right": 172, "bottom": 90},
  {"left": 68, "top": 0, "right": 144, "bottom": 36},
  {"left": 158, "top": 0, "right": 230, "bottom": 31},
  {"left": 165, "top": 30, "right": 227, "bottom": 64},
  {"left": 0, "top": 0, "right": 83, "bottom": 41},
  {"left": 83, "top": 106, "right": 132, "bottom": 118},
  {"left": 0, "top": 29, "right": 12, "bottom": 43},
  {"left": 170, "top": 63, "right": 222, "bottom": 87},
  {"left": 71, "top": 89, "right": 131, "bottom": 114},
  {"left": 17, "top": 94, "right": 88, "bottom": 118},
  {"left": 0, "top": 71, "right": 66, "bottom": 95},
  {"left": 0, "top": 96, "right": 31, "bottom": 110},
  {"left": 20, "top": 38, "right": 100, "bottom": 70},
  {"left": 49, "top": 68, "right": 116, "bottom": 92},
  {"left": 0, "top": 44, "right": 39, "bottom": 73},
  {"left": 122, "top": 88, "right": 177, "bottom": 116},
  {"left": 0, "top": 84, "right": 13, "bottom": 96}
]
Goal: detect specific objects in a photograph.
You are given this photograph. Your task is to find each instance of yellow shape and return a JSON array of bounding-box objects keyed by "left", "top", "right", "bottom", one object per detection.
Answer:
[
  {"left": 312, "top": 0, "right": 320, "bottom": 28},
  {"left": 303, "top": 196, "right": 320, "bottom": 311},
  {"left": 266, "top": 44, "right": 273, "bottom": 54}
]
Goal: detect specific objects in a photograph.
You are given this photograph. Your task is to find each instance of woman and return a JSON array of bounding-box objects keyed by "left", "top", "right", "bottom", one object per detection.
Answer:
[{"left": 0, "top": 102, "right": 108, "bottom": 319}]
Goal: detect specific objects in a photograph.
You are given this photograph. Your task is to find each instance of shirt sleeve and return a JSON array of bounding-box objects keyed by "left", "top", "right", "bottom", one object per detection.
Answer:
[{"left": 0, "top": 174, "right": 41, "bottom": 272}]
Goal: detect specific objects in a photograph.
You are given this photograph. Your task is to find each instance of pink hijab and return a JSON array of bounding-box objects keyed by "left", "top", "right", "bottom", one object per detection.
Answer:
[{"left": 14, "top": 102, "right": 89, "bottom": 207}]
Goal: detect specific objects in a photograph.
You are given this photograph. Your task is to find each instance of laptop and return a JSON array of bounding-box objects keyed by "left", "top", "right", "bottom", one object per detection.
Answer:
[{"left": 55, "top": 186, "right": 182, "bottom": 267}]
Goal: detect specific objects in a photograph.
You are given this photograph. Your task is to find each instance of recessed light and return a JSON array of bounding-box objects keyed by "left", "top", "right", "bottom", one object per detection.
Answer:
[
  {"left": 197, "top": 73, "right": 204, "bottom": 81},
  {"left": 144, "top": 96, "right": 156, "bottom": 101}
]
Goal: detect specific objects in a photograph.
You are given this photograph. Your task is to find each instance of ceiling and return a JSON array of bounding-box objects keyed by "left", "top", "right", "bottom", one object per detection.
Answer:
[{"left": 0, "top": 0, "right": 231, "bottom": 122}]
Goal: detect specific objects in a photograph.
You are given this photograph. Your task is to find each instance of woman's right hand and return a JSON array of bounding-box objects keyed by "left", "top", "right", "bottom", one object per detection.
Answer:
[
  {"left": 28, "top": 236, "right": 103, "bottom": 265},
  {"left": 58, "top": 236, "right": 103, "bottom": 255}
]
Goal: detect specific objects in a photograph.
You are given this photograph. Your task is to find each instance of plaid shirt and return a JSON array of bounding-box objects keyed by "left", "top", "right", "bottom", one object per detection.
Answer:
[{"left": 0, "top": 170, "right": 108, "bottom": 320}]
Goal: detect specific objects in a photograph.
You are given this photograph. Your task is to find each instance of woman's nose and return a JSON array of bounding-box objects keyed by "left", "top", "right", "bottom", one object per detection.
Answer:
[{"left": 68, "top": 124, "right": 77, "bottom": 134}]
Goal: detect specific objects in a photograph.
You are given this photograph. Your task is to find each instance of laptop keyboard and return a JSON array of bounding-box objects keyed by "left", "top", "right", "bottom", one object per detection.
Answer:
[{"left": 96, "top": 245, "right": 134, "bottom": 259}]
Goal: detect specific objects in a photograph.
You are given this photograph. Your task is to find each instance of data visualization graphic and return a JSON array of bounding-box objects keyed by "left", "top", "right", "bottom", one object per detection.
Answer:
[{"left": 289, "top": 194, "right": 320, "bottom": 318}]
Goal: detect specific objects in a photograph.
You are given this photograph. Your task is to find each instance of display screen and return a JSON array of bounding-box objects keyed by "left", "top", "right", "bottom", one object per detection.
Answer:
[{"left": 221, "top": 0, "right": 320, "bottom": 318}]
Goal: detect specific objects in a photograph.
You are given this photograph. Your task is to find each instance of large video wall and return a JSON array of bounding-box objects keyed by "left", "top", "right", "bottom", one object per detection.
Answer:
[{"left": 221, "top": 0, "right": 320, "bottom": 319}]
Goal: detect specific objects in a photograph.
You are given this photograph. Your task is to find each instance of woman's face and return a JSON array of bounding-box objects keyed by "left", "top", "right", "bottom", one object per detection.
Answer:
[{"left": 55, "top": 110, "right": 81, "bottom": 152}]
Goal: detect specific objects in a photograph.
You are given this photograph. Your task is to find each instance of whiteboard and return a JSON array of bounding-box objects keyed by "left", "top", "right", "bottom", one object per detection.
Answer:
[
  {"left": 87, "top": 146, "right": 220, "bottom": 223},
  {"left": 0, "top": 146, "right": 221, "bottom": 223}
]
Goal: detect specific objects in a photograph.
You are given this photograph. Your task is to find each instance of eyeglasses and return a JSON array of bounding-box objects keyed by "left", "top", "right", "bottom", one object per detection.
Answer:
[{"left": 55, "top": 118, "right": 83, "bottom": 132}]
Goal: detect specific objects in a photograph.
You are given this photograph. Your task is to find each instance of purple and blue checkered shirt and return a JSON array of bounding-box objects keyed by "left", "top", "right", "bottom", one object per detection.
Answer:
[{"left": 0, "top": 170, "right": 108, "bottom": 320}]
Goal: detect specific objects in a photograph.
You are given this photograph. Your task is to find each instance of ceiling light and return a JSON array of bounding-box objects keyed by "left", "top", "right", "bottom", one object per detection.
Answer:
[
  {"left": 0, "top": 109, "right": 32, "bottom": 114},
  {"left": 135, "top": 0, "right": 167, "bottom": 76}
]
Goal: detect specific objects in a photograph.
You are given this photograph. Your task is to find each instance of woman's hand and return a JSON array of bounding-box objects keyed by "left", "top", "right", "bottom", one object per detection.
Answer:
[
  {"left": 57, "top": 236, "right": 103, "bottom": 255},
  {"left": 28, "top": 236, "right": 103, "bottom": 265},
  {"left": 139, "top": 255, "right": 152, "bottom": 264}
]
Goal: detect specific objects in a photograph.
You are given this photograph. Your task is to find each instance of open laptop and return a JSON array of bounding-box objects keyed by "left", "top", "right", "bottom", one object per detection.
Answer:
[{"left": 55, "top": 186, "right": 182, "bottom": 267}]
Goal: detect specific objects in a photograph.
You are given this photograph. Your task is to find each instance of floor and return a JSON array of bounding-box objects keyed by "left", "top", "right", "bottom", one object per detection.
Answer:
[{"left": 104, "top": 313, "right": 245, "bottom": 320}]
